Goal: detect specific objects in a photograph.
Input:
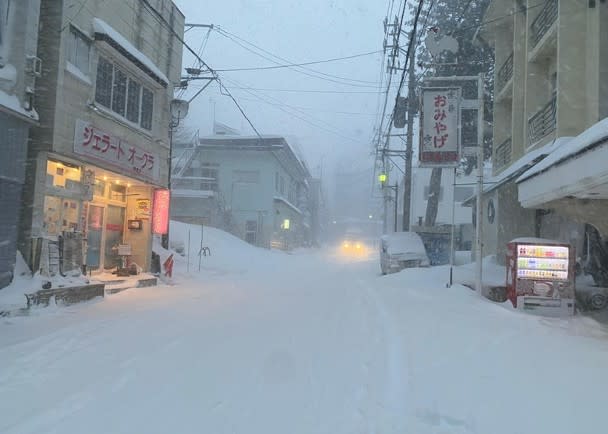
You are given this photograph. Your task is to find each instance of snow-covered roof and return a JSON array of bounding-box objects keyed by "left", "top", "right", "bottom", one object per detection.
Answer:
[
  {"left": 487, "top": 137, "right": 570, "bottom": 192},
  {"left": 462, "top": 137, "right": 570, "bottom": 205},
  {"left": 92, "top": 18, "right": 169, "bottom": 86},
  {"left": 510, "top": 237, "right": 565, "bottom": 245},
  {"left": 517, "top": 117, "right": 608, "bottom": 183},
  {"left": 0, "top": 89, "right": 39, "bottom": 122}
]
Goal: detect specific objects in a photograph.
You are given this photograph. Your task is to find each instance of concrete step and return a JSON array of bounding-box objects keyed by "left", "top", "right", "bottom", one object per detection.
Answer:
[
  {"left": 105, "top": 276, "right": 158, "bottom": 294},
  {"left": 25, "top": 283, "right": 105, "bottom": 307}
]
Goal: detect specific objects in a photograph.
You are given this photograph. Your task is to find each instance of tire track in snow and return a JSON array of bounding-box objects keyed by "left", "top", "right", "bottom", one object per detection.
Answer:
[{"left": 356, "top": 275, "right": 410, "bottom": 433}]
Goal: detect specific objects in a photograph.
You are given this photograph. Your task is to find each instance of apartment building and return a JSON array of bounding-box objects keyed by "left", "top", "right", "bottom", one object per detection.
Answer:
[
  {"left": 18, "top": 0, "right": 184, "bottom": 275},
  {"left": 477, "top": 0, "right": 608, "bottom": 263},
  {"left": 0, "top": 0, "right": 41, "bottom": 288}
]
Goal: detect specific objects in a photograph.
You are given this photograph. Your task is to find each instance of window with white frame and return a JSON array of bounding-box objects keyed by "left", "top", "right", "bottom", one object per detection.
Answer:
[
  {"left": 67, "top": 26, "right": 91, "bottom": 75},
  {"left": 94, "top": 56, "right": 154, "bottom": 131}
]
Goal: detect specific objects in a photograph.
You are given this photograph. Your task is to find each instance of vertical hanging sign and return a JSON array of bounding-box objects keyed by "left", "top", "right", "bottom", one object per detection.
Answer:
[
  {"left": 152, "top": 189, "right": 170, "bottom": 235},
  {"left": 419, "top": 87, "right": 461, "bottom": 167}
]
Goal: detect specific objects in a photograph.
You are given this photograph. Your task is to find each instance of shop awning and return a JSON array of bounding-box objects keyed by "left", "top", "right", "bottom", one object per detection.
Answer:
[
  {"left": 517, "top": 118, "right": 608, "bottom": 208},
  {"left": 461, "top": 137, "right": 570, "bottom": 206}
]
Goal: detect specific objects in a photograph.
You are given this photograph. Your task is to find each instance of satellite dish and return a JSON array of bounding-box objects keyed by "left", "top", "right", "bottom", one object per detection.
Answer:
[{"left": 425, "top": 27, "right": 459, "bottom": 58}]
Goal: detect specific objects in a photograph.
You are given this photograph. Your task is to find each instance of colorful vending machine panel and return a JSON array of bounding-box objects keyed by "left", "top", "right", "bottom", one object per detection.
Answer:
[{"left": 506, "top": 241, "right": 575, "bottom": 316}]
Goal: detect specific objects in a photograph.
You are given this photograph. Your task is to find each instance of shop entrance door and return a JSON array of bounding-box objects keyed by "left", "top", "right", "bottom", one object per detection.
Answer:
[
  {"left": 86, "top": 205, "right": 104, "bottom": 270},
  {"left": 103, "top": 205, "right": 125, "bottom": 270}
]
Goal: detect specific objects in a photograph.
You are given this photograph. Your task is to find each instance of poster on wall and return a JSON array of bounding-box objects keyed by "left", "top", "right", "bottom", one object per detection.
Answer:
[
  {"left": 419, "top": 87, "right": 461, "bottom": 167},
  {"left": 135, "top": 198, "right": 151, "bottom": 220}
]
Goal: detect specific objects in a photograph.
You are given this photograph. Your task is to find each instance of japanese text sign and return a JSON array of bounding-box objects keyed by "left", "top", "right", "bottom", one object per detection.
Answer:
[
  {"left": 419, "top": 87, "right": 461, "bottom": 167},
  {"left": 73, "top": 119, "right": 160, "bottom": 182}
]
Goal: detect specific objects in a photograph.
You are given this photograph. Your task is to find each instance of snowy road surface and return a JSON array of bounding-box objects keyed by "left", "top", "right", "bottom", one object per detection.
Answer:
[{"left": 2, "top": 225, "right": 608, "bottom": 434}]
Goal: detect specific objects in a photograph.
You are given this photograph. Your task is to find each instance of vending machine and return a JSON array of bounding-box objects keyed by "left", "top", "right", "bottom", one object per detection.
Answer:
[{"left": 506, "top": 239, "right": 575, "bottom": 315}]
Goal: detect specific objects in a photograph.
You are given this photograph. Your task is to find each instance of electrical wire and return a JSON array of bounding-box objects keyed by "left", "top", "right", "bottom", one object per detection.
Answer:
[
  {"left": 214, "top": 26, "right": 381, "bottom": 87},
  {"left": 222, "top": 77, "right": 368, "bottom": 145},
  {"left": 138, "top": 0, "right": 263, "bottom": 139},
  {"left": 186, "top": 84, "right": 387, "bottom": 94},
  {"left": 212, "top": 50, "right": 383, "bottom": 72},
  {"left": 60, "top": 0, "right": 91, "bottom": 33}
]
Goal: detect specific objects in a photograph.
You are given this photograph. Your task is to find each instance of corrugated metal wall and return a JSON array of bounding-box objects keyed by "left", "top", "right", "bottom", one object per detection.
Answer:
[{"left": 0, "top": 113, "right": 29, "bottom": 288}]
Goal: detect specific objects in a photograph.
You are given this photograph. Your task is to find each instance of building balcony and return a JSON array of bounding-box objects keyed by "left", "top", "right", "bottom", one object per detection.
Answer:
[
  {"left": 528, "top": 96, "right": 557, "bottom": 146},
  {"left": 529, "top": 0, "right": 558, "bottom": 55},
  {"left": 494, "top": 137, "right": 512, "bottom": 171},
  {"left": 496, "top": 52, "right": 513, "bottom": 100}
]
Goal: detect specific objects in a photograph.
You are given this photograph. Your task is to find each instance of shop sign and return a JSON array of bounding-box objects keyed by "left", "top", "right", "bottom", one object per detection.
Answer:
[
  {"left": 419, "top": 87, "right": 461, "bottom": 167},
  {"left": 152, "top": 189, "right": 170, "bottom": 235},
  {"left": 82, "top": 169, "right": 95, "bottom": 201},
  {"left": 73, "top": 119, "right": 160, "bottom": 182},
  {"left": 135, "top": 198, "right": 151, "bottom": 219}
]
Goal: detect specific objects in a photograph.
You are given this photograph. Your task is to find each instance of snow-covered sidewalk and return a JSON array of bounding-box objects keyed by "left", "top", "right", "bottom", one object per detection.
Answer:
[{"left": 1, "top": 224, "right": 607, "bottom": 434}]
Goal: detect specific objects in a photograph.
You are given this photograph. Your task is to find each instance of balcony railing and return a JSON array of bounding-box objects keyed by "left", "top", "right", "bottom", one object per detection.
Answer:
[
  {"left": 496, "top": 52, "right": 514, "bottom": 95},
  {"left": 530, "top": 0, "right": 558, "bottom": 49},
  {"left": 495, "top": 137, "right": 512, "bottom": 169},
  {"left": 528, "top": 96, "right": 556, "bottom": 145}
]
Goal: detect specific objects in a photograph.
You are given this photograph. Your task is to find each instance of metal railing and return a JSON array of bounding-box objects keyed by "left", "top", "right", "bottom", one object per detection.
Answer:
[
  {"left": 171, "top": 147, "right": 195, "bottom": 176},
  {"left": 528, "top": 95, "right": 557, "bottom": 145},
  {"left": 495, "top": 137, "right": 512, "bottom": 169},
  {"left": 530, "top": 0, "right": 558, "bottom": 49},
  {"left": 496, "top": 52, "right": 514, "bottom": 95}
]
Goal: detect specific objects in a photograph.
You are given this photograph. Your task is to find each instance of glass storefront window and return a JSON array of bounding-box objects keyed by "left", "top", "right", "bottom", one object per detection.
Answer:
[
  {"left": 46, "top": 159, "right": 81, "bottom": 191},
  {"left": 43, "top": 195, "right": 80, "bottom": 236},
  {"left": 109, "top": 183, "right": 127, "bottom": 202},
  {"left": 93, "top": 179, "right": 106, "bottom": 197}
]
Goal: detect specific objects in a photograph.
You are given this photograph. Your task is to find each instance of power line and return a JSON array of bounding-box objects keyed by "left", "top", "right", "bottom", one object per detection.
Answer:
[
  {"left": 223, "top": 77, "right": 367, "bottom": 145},
  {"left": 214, "top": 27, "right": 381, "bottom": 87},
  {"left": 384, "top": 0, "right": 425, "bottom": 147},
  {"left": 233, "top": 96, "right": 378, "bottom": 116},
  {"left": 213, "top": 50, "right": 382, "bottom": 72},
  {"left": 187, "top": 84, "right": 387, "bottom": 94},
  {"left": 375, "top": 0, "right": 408, "bottom": 153},
  {"left": 217, "top": 79, "right": 263, "bottom": 138},
  {"left": 452, "top": 1, "right": 547, "bottom": 36},
  {"left": 60, "top": 0, "right": 91, "bottom": 33},
  {"left": 138, "top": 0, "right": 262, "bottom": 139}
]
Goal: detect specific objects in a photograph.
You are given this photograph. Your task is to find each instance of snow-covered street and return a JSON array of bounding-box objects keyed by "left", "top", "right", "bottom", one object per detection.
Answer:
[{"left": 2, "top": 225, "right": 608, "bottom": 434}]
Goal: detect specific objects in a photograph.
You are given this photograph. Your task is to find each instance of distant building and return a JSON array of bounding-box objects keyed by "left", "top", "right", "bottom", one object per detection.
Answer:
[
  {"left": 0, "top": 0, "right": 41, "bottom": 288},
  {"left": 406, "top": 167, "right": 478, "bottom": 251},
  {"left": 171, "top": 135, "right": 313, "bottom": 249},
  {"left": 18, "top": 0, "right": 184, "bottom": 274}
]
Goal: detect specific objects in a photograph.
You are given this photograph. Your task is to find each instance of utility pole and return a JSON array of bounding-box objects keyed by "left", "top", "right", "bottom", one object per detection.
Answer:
[{"left": 402, "top": 50, "right": 416, "bottom": 232}]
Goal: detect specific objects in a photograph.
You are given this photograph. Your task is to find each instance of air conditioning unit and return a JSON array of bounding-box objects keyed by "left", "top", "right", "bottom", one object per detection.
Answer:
[{"left": 25, "top": 55, "right": 42, "bottom": 77}]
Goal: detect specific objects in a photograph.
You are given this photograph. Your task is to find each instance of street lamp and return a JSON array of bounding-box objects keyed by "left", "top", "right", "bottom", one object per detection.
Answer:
[{"left": 161, "top": 98, "right": 190, "bottom": 249}]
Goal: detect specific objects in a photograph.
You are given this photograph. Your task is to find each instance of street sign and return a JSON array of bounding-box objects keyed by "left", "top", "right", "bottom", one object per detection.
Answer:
[{"left": 419, "top": 87, "right": 461, "bottom": 167}]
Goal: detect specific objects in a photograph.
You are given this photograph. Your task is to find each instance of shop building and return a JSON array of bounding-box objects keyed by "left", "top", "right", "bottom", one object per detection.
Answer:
[
  {"left": 0, "top": 0, "right": 41, "bottom": 288},
  {"left": 18, "top": 0, "right": 184, "bottom": 274}
]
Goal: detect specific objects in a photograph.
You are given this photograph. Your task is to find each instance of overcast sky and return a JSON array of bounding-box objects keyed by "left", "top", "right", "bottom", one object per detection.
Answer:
[{"left": 173, "top": 0, "right": 391, "bottom": 176}]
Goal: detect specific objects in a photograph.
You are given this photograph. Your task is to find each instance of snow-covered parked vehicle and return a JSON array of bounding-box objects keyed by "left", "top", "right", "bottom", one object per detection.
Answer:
[{"left": 380, "top": 232, "right": 430, "bottom": 275}]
